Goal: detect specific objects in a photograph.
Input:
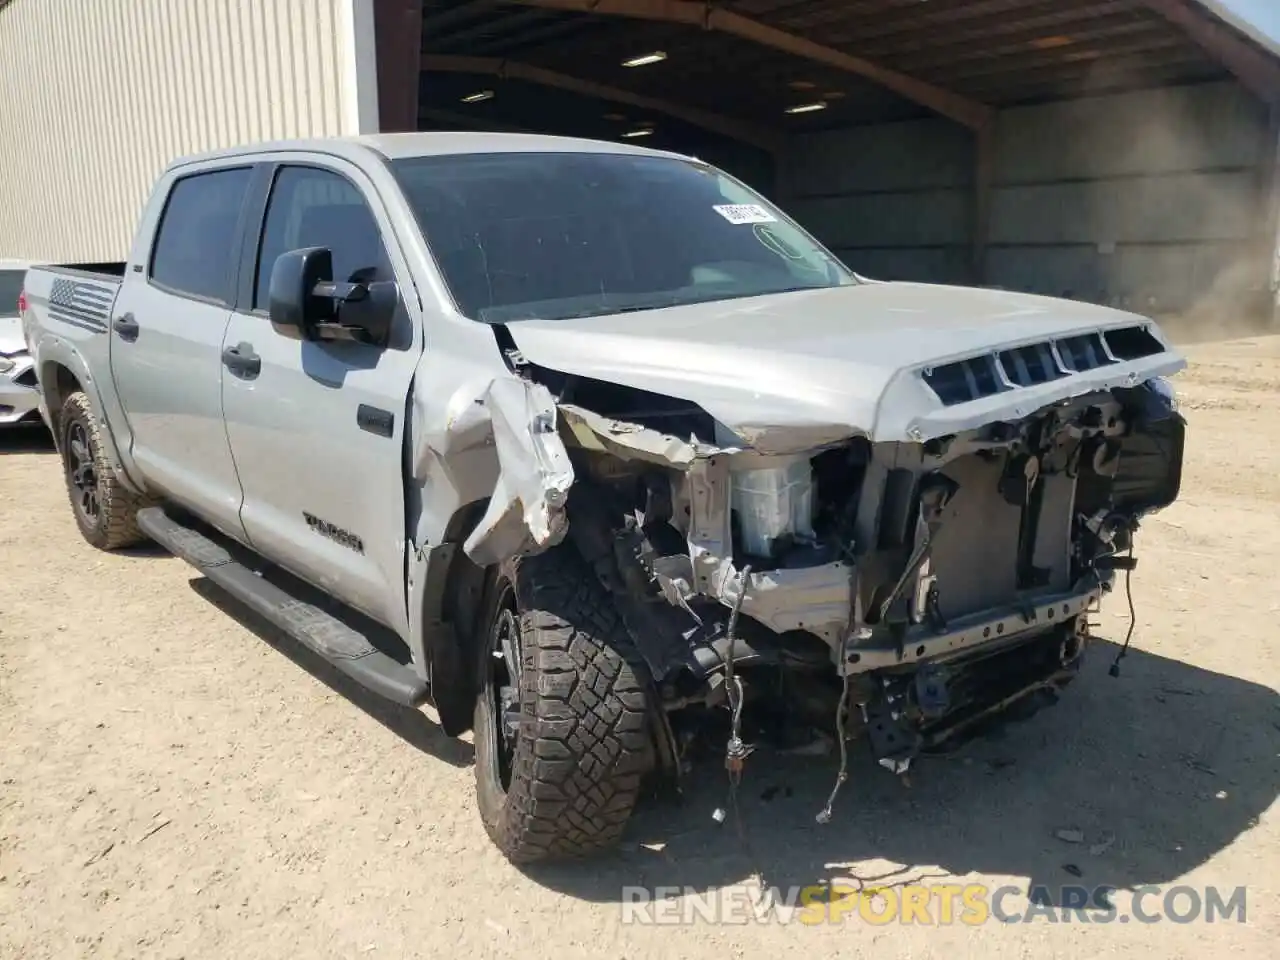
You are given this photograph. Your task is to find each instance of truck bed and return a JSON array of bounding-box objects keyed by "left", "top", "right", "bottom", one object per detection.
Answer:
[
  {"left": 23, "top": 263, "right": 123, "bottom": 337},
  {"left": 39, "top": 262, "right": 128, "bottom": 279}
]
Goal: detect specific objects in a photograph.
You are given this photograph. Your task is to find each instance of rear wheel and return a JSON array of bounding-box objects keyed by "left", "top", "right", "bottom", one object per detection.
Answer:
[
  {"left": 473, "top": 547, "right": 656, "bottom": 863},
  {"left": 59, "top": 391, "right": 151, "bottom": 550}
]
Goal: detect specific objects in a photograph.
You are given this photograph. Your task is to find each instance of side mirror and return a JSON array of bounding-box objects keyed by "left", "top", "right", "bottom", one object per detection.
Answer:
[
  {"left": 268, "top": 247, "right": 335, "bottom": 333},
  {"left": 327, "top": 277, "right": 398, "bottom": 346},
  {"left": 268, "top": 247, "right": 397, "bottom": 346}
]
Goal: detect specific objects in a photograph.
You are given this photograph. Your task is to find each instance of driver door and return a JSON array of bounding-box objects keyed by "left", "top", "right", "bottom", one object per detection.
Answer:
[{"left": 220, "top": 159, "right": 423, "bottom": 635}]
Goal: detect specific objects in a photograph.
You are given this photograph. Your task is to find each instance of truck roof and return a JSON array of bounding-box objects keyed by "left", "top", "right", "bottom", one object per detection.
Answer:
[{"left": 168, "top": 130, "right": 691, "bottom": 172}]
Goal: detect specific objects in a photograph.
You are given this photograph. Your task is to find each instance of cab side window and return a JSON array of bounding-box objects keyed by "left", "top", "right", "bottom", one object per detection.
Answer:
[
  {"left": 150, "top": 167, "right": 253, "bottom": 304},
  {"left": 254, "top": 166, "right": 391, "bottom": 310}
]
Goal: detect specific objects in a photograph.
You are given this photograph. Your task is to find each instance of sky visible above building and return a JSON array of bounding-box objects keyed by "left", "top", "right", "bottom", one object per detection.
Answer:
[{"left": 1217, "top": 0, "right": 1280, "bottom": 43}]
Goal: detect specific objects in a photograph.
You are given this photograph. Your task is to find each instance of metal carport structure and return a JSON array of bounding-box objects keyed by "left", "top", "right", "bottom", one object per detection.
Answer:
[
  {"left": 371, "top": 0, "right": 1280, "bottom": 325},
  {"left": 3, "top": 0, "right": 1279, "bottom": 326}
]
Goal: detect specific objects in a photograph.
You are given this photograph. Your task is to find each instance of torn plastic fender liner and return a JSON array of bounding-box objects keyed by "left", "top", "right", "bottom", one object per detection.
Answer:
[{"left": 461, "top": 378, "right": 575, "bottom": 567}]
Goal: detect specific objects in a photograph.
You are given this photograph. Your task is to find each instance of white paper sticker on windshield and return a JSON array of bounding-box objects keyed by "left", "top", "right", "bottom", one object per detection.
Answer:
[{"left": 712, "top": 203, "right": 778, "bottom": 225}]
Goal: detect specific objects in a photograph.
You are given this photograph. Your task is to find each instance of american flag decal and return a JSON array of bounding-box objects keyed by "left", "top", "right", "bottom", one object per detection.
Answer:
[{"left": 48, "top": 277, "right": 114, "bottom": 333}]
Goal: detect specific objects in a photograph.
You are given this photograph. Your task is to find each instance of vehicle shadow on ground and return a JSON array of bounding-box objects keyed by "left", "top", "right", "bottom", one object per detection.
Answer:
[
  {"left": 115, "top": 541, "right": 171, "bottom": 558},
  {"left": 526, "top": 638, "right": 1280, "bottom": 908},
  {"left": 0, "top": 425, "right": 55, "bottom": 455},
  {"left": 187, "top": 577, "right": 473, "bottom": 768}
]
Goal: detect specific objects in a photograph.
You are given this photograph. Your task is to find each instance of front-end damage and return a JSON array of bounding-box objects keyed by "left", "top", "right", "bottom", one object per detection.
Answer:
[
  {"left": 455, "top": 321, "right": 1188, "bottom": 798},
  {"left": 455, "top": 377, "right": 574, "bottom": 568}
]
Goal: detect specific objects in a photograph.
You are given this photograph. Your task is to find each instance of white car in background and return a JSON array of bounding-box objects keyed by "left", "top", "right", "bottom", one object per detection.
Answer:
[{"left": 1, "top": 258, "right": 43, "bottom": 429}]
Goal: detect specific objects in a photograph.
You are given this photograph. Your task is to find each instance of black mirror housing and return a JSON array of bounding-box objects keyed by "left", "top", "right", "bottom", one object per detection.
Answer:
[
  {"left": 268, "top": 247, "right": 335, "bottom": 333},
  {"left": 334, "top": 280, "right": 397, "bottom": 345},
  {"left": 269, "top": 246, "right": 398, "bottom": 346}
]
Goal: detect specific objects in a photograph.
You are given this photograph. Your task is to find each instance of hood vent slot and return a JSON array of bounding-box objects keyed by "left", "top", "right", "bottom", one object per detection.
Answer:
[
  {"left": 1055, "top": 332, "right": 1112, "bottom": 372},
  {"left": 1102, "top": 324, "right": 1162, "bottom": 361},
  {"left": 997, "top": 342, "right": 1062, "bottom": 386},
  {"left": 922, "top": 354, "right": 1002, "bottom": 406},
  {"left": 922, "top": 325, "right": 1159, "bottom": 407}
]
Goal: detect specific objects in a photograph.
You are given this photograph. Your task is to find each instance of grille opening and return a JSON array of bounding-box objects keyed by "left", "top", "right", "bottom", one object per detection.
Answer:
[
  {"left": 1056, "top": 333, "right": 1114, "bottom": 372},
  {"left": 14, "top": 369, "right": 38, "bottom": 388},
  {"left": 921, "top": 325, "right": 1167, "bottom": 407},
  {"left": 997, "top": 343, "right": 1064, "bottom": 387},
  {"left": 923, "top": 355, "right": 1004, "bottom": 406},
  {"left": 1103, "top": 324, "right": 1163, "bottom": 361}
]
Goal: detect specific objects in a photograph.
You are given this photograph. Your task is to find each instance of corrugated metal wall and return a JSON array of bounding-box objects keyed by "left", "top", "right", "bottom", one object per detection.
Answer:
[
  {"left": 782, "top": 80, "right": 1274, "bottom": 320},
  {"left": 0, "top": 0, "right": 359, "bottom": 262},
  {"left": 988, "top": 83, "right": 1271, "bottom": 318},
  {"left": 783, "top": 120, "right": 976, "bottom": 286}
]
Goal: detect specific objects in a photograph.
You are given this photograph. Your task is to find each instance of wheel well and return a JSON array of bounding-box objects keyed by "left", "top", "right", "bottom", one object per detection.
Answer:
[
  {"left": 41, "top": 363, "right": 81, "bottom": 446},
  {"left": 438, "top": 498, "right": 493, "bottom": 631},
  {"left": 426, "top": 499, "right": 497, "bottom": 737},
  {"left": 423, "top": 498, "right": 675, "bottom": 778}
]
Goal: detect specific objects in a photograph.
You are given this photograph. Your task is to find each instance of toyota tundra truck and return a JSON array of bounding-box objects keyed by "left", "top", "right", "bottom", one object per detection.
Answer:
[{"left": 20, "top": 132, "right": 1187, "bottom": 863}]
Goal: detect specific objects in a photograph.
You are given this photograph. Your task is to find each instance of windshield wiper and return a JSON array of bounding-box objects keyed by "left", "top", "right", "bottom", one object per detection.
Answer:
[{"left": 553, "top": 298, "right": 683, "bottom": 320}]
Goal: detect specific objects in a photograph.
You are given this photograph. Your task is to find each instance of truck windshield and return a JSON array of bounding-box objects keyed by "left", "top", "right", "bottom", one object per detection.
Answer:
[{"left": 390, "top": 151, "right": 856, "bottom": 323}]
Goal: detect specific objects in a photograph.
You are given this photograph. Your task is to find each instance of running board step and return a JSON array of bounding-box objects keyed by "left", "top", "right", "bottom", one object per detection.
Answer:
[{"left": 136, "top": 506, "right": 429, "bottom": 708}]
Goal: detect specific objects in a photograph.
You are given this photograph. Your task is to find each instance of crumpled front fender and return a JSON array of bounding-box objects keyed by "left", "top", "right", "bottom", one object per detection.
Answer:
[{"left": 459, "top": 377, "right": 575, "bottom": 567}]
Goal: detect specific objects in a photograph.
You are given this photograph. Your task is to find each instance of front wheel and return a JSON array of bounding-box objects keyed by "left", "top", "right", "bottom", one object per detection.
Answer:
[
  {"left": 58, "top": 391, "right": 151, "bottom": 550},
  {"left": 473, "top": 547, "right": 656, "bottom": 863}
]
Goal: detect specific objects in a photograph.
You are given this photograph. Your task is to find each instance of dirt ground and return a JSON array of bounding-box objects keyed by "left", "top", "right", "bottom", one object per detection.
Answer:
[{"left": 2, "top": 336, "right": 1278, "bottom": 960}]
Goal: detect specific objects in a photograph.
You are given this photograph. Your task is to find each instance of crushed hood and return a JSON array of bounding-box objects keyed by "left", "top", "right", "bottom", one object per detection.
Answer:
[{"left": 505, "top": 281, "right": 1187, "bottom": 451}]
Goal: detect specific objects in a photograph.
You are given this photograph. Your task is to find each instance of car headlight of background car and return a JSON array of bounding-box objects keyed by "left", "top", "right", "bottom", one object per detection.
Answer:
[{"left": 0, "top": 354, "right": 17, "bottom": 375}]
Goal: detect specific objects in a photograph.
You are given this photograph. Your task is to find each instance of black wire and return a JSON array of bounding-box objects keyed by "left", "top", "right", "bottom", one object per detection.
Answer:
[
  {"left": 720, "top": 566, "right": 768, "bottom": 893},
  {"left": 1109, "top": 542, "right": 1137, "bottom": 676},
  {"left": 723, "top": 564, "right": 751, "bottom": 704}
]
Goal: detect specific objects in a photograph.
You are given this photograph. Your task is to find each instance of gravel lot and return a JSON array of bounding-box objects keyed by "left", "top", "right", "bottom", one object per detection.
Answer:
[{"left": 2, "top": 335, "right": 1278, "bottom": 959}]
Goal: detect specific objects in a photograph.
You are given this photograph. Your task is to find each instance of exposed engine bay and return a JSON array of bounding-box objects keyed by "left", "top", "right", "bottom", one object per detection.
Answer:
[{"left": 466, "top": 320, "right": 1186, "bottom": 814}]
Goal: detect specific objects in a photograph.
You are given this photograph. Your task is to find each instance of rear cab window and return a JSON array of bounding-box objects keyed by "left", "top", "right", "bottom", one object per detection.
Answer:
[{"left": 148, "top": 167, "right": 254, "bottom": 304}]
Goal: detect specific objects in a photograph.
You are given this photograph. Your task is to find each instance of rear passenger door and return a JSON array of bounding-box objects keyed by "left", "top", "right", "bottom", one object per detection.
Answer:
[
  {"left": 109, "top": 165, "right": 256, "bottom": 541},
  {"left": 220, "top": 160, "right": 423, "bottom": 636}
]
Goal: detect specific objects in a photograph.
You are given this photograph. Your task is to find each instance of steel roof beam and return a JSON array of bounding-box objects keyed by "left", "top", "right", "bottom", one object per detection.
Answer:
[
  {"left": 421, "top": 0, "right": 499, "bottom": 33},
  {"left": 505, "top": 0, "right": 995, "bottom": 129},
  {"left": 419, "top": 107, "right": 534, "bottom": 133},
  {"left": 421, "top": 53, "right": 783, "bottom": 151},
  {"left": 1139, "top": 0, "right": 1280, "bottom": 104}
]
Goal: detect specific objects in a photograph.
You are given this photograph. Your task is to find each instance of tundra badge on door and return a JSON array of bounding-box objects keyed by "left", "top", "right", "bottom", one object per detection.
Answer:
[{"left": 303, "top": 512, "right": 365, "bottom": 554}]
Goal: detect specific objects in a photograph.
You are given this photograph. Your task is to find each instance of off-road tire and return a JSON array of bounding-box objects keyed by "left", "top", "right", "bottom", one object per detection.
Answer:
[
  {"left": 59, "top": 391, "right": 152, "bottom": 550},
  {"left": 474, "top": 547, "right": 656, "bottom": 863}
]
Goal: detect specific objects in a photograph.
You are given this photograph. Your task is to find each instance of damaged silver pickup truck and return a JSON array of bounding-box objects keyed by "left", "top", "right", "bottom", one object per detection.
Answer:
[{"left": 20, "top": 132, "right": 1186, "bottom": 863}]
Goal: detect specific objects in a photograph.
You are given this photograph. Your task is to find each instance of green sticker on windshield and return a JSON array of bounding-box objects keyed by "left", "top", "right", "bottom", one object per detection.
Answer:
[{"left": 712, "top": 203, "right": 778, "bottom": 225}]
